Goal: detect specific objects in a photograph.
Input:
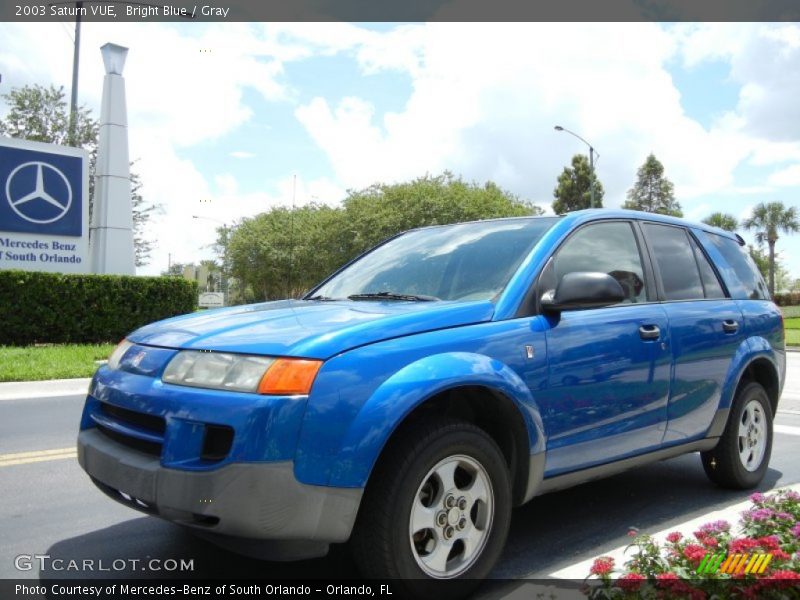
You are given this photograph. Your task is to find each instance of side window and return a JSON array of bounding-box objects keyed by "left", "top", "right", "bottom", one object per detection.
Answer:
[
  {"left": 690, "top": 235, "right": 726, "bottom": 299},
  {"left": 643, "top": 224, "right": 704, "bottom": 301},
  {"left": 708, "top": 233, "right": 770, "bottom": 300},
  {"left": 552, "top": 221, "right": 647, "bottom": 303}
]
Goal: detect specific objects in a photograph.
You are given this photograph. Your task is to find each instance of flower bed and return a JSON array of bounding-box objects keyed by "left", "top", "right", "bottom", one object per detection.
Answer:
[{"left": 585, "top": 490, "right": 800, "bottom": 599}]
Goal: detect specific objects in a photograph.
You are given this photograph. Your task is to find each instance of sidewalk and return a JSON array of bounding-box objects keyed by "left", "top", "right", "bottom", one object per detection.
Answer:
[{"left": 0, "top": 378, "right": 91, "bottom": 401}]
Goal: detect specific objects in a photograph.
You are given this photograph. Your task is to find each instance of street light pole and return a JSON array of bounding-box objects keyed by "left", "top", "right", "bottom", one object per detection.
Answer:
[
  {"left": 554, "top": 125, "right": 599, "bottom": 209},
  {"left": 68, "top": 2, "right": 83, "bottom": 146}
]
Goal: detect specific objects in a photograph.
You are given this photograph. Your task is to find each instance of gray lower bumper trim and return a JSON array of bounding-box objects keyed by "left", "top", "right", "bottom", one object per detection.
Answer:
[{"left": 77, "top": 429, "right": 362, "bottom": 544}]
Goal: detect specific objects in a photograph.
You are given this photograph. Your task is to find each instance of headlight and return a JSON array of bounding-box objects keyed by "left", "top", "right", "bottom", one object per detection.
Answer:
[
  {"left": 162, "top": 351, "right": 322, "bottom": 395},
  {"left": 107, "top": 339, "right": 134, "bottom": 370}
]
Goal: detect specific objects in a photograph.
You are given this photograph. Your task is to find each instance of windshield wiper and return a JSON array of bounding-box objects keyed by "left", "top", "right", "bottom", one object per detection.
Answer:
[
  {"left": 347, "top": 291, "right": 439, "bottom": 302},
  {"left": 304, "top": 294, "right": 339, "bottom": 301}
]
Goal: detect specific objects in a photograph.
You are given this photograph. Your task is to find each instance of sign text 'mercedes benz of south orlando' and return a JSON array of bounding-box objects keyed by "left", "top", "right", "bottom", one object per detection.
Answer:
[{"left": 0, "top": 137, "right": 90, "bottom": 273}]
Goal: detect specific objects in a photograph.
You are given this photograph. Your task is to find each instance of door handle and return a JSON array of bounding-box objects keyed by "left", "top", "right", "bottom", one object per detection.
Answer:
[
  {"left": 723, "top": 319, "right": 739, "bottom": 333},
  {"left": 639, "top": 324, "right": 660, "bottom": 340}
]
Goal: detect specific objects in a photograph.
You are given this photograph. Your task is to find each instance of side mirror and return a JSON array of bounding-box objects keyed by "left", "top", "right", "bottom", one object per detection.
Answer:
[{"left": 541, "top": 271, "right": 626, "bottom": 312}]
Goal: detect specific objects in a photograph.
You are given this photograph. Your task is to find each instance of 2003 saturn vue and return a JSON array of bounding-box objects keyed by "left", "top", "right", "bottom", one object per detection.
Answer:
[{"left": 78, "top": 209, "right": 785, "bottom": 597}]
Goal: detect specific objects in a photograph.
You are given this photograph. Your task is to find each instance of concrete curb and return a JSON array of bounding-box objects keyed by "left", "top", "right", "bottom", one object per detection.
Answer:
[{"left": 0, "top": 378, "right": 91, "bottom": 401}]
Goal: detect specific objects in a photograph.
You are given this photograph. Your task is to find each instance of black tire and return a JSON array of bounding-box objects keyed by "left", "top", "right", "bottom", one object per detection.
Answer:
[
  {"left": 701, "top": 381, "right": 773, "bottom": 489},
  {"left": 351, "top": 418, "right": 512, "bottom": 599}
]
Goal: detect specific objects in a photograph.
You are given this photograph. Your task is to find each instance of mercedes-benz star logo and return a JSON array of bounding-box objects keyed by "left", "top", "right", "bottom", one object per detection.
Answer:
[{"left": 5, "top": 161, "right": 72, "bottom": 224}]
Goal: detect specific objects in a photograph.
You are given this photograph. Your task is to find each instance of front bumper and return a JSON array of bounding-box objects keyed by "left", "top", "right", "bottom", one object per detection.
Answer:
[{"left": 78, "top": 428, "right": 362, "bottom": 553}]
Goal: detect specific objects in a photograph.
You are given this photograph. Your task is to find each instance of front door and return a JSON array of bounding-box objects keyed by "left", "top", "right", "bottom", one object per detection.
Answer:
[{"left": 536, "top": 221, "right": 672, "bottom": 476}]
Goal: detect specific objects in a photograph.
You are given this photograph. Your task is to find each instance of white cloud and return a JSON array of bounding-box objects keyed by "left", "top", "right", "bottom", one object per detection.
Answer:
[
  {"left": 295, "top": 23, "right": 750, "bottom": 206},
  {"left": 767, "top": 164, "right": 800, "bottom": 187},
  {"left": 229, "top": 151, "right": 255, "bottom": 159}
]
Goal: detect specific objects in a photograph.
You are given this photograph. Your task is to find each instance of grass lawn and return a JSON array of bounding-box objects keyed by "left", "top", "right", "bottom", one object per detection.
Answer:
[
  {"left": 787, "top": 329, "right": 800, "bottom": 347},
  {"left": 0, "top": 344, "right": 115, "bottom": 382}
]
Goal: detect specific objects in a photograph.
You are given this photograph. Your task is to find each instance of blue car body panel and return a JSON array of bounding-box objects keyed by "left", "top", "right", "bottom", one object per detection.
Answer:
[
  {"left": 538, "top": 304, "right": 671, "bottom": 475},
  {"left": 128, "top": 298, "right": 496, "bottom": 359},
  {"left": 295, "top": 316, "right": 550, "bottom": 487},
  {"left": 660, "top": 299, "right": 745, "bottom": 444},
  {"left": 79, "top": 209, "right": 785, "bottom": 531}
]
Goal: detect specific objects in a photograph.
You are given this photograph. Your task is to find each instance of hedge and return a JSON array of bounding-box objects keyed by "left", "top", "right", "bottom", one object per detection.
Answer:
[
  {"left": 774, "top": 291, "right": 800, "bottom": 306},
  {"left": 0, "top": 270, "right": 197, "bottom": 346}
]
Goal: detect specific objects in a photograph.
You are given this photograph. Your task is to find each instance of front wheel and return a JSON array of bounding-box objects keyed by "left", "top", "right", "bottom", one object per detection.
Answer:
[
  {"left": 351, "top": 418, "right": 512, "bottom": 599},
  {"left": 701, "top": 381, "right": 773, "bottom": 489}
]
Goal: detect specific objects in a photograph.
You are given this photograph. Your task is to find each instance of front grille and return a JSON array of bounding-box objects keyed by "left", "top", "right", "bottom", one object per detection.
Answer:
[
  {"left": 100, "top": 403, "right": 165, "bottom": 434},
  {"left": 96, "top": 424, "right": 162, "bottom": 457}
]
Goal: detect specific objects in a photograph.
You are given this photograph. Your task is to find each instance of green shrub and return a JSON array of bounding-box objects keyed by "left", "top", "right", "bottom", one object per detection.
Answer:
[
  {"left": 773, "top": 292, "right": 800, "bottom": 306},
  {"left": 0, "top": 270, "right": 197, "bottom": 345}
]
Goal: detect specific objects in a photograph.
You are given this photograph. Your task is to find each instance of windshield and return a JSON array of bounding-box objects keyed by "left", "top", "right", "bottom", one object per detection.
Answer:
[{"left": 308, "top": 218, "right": 558, "bottom": 302}]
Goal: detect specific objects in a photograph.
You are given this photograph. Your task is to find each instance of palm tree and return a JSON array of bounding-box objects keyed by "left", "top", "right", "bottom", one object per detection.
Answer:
[
  {"left": 702, "top": 212, "right": 739, "bottom": 232},
  {"left": 743, "top": 202, "right": 799, "bottom": 296}
]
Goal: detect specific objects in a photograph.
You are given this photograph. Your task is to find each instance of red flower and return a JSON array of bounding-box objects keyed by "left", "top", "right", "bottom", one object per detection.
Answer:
[
  {"left": 701, "top": 536, "right": 718, "bottom": 548},
  {"left": 730, "top": 537, "right": 760, "bottom": 554},
  {"left": 655, "top": 574, "right": 705, "bottom": 599},
  {"left": 771, "top": 549, "right": 790, "bottom": 561},
  {"left": 760, "top": 570, "right": 800, "bottom": 590},
  {"left": 590, "top": 556, "right": 614, "bottom": 576},
  {"left": 683, "top": 543, "right": 708, "bottom": 565},
  {"left": 618, "top": 572, "right": 645, "bottom": 592},
  {"left": 666, "top": 531, "right": 683, "bottom": 543},
  {"left": 767, "top": 570, "right": 800, "bottom": 580},
  {"left": 755, "top": 535, "right": 780, "bottom": 551}
]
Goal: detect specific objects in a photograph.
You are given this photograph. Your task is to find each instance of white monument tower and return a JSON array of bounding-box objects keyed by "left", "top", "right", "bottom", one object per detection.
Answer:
[{"left": 90, "top": 43, "right": 135, "bottom": 275}]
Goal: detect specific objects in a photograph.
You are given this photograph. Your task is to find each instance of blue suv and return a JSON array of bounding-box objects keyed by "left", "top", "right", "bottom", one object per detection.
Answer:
[{"left": 78, "top": 209, "right": 784, "bottom": 597}]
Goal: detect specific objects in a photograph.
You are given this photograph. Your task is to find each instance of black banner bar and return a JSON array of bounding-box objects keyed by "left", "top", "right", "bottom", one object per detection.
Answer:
[{"left": 2, "top": 0, "right": 800, "bottom": 23}]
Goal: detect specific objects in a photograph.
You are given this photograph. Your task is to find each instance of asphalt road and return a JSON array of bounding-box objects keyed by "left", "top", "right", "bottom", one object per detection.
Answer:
[{"left": 2, "top": 353, "right": 799, "bottom": 589}]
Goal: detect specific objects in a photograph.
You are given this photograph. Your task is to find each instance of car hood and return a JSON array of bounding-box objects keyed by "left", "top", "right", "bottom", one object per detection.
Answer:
[{"left": 127, "top": 299, "right": 496, "bottom": 359}]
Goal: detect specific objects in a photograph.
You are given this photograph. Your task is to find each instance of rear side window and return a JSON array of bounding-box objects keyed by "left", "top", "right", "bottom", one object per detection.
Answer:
[
  {"left": 690, "top": 236, "right": 726, "bottom": 299},
  {"left": 643, "top": 224, "right": 704, "bottom": 300},
  {"left": 707, "top": 233, "right": 770, "bottom": 300}
]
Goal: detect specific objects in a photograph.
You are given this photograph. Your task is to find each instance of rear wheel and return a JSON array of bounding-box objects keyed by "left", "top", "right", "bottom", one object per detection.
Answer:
[
  {"left": 701, "top": 381, "right": 773, "bottom": 489},
  {"left": 351, "top": 418, "right": 511, "bottom": 599}
]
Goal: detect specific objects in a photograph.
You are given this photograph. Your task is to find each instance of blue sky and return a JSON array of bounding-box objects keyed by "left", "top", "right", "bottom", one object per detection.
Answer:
[{"left": 1, "top": 22, "right": 798, "bottom": 283}]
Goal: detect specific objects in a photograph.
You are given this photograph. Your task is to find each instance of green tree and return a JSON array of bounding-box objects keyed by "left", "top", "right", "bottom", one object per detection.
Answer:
[
  {"left": 552, "top": 154, "right": 604, "bottom": 215},
  {"left": 748, "top": 245, "right": 769, "bottom": 281},
  {"left": 162, "top": 263, "right": 188, "bottom": 277},
  {"left": 130, "top": 168, "right": 156, "bottom": 267},
  {"left": 223, "top": 172, "right": 544, "bottom": 303},
  {"left": 748, "top": 245, "right": 790, "bottom": 292},
  {"left": 623, "top": 153, "right": 682, "bottom": 217},
  {"left": 702, "top": 212, "right": 738, "bottom": 232},
  {"left": 742, "top": 201, "right": 799, "bottom": 296},
  {"left": 0, "top": 84, "right": 157, "bottom": 267},
  {"left": 344, "top": 172, "right": 543, "bottom": 252}
]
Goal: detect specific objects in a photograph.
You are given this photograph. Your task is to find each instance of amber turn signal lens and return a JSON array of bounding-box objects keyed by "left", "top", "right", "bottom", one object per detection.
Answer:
[{"left": 257, "top": 359, "right": 323, "bottom": 395}]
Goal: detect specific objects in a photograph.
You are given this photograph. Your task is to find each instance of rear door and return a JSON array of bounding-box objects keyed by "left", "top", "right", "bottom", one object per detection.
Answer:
[
  {"left": 537, "top": 220, "right": 671, "bottom": 475},
  {"left": 640, "top": 222, "right": 744, "bottom": 444}
]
